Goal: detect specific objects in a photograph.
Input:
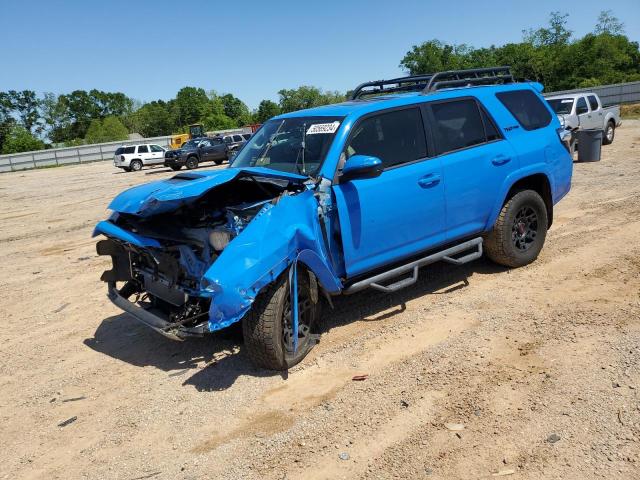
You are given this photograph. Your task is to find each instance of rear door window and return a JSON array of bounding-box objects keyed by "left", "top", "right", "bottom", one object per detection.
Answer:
[
  {"left": 137, "top": 145, "right": 149, "bottom": 154},
  {"left": 344, "top": 107, "right": 427, "bottom": 169},
  {"left": 587, "top": 95, "right": 599, "bottom": 111},
  {"left": 430, "top": 99, "right": 487, "bottom": 155},
  {"left": 495, "top": 89, "right": 552, "bottom": 131}
]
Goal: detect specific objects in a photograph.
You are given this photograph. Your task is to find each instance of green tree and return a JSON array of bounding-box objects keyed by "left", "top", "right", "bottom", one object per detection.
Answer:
[
  {"left": 174, "top": 87, "right": 209, "bottom": 126},
  {"left": 523, "top": 11, "right": 572, "bottom": 47},
  {"left": 200, "top": 94, "right": 237, "bottom": 130},
  {"left": 255, "top": 100, "right": 281, "bottom": 123},
  {"left": 219, "top": 93, "right": 251, "bottom": 126},
  {"left": 595, "top": 10, "right": 625, "bottom": 35},
  {"left": 7, "top": 90, "right": 41, "bottom": 134},
  {"left": 84, "top": 116, "right": 129, "bottom": 144},
  {"left": 127, "top": 100, "right": 175, "bottom": 137},
  {"left": 278, "top": 86, "right": 345, "bottom": 113},
  {"left": 400, "top": 40, "right": 473, "bottom": 74},
  {"left": 1, "top": 125, "right": 45, "bottom": 154}
]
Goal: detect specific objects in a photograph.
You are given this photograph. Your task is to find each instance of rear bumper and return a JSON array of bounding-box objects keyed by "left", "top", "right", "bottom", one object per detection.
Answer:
[{"left": 107, "top": 282, "right": 207, "bottom": 341}]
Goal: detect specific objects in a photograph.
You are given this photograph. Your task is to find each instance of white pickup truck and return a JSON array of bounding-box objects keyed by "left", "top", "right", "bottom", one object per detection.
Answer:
[{"left": 545, "top": 92, "right": 621, "bottom": 145}]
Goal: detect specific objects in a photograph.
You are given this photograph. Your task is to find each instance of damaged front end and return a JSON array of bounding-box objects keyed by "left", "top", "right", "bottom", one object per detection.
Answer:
[{"left": 94, "top": 167, "right": 342, "bottom": 341}]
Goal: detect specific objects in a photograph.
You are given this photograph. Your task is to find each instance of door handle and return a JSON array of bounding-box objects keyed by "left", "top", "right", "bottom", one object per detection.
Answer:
[
  {"left": 491, "top": 155, "right": 511, "bottom": 166},
  {"left": 418, "top": 173, "right": 441, "bottom": 188}
]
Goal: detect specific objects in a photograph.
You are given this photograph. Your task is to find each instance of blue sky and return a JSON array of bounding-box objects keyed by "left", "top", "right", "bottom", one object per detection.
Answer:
[{"left": 1, "top": 0, "right": 638, "bottom": 109}]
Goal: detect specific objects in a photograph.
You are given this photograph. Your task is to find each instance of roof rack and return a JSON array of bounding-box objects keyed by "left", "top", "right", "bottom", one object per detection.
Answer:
[{"left": 350, "top": 66, "right": 515, "bottom": 100}]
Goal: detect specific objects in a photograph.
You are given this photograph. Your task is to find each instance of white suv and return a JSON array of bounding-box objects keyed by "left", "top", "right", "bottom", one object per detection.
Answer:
[{"left": 113, "top": 144, "right": 167, "bottom": 172}]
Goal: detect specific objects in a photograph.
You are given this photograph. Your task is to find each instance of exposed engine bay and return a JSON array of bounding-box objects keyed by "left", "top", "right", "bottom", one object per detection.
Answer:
[{"left": 97, "top": 173, "right": 308, "bottom": 333}]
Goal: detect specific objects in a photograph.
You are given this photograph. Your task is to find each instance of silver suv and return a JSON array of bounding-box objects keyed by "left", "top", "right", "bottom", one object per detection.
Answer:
[{"left": 113, "top": 144, "right": 167, "bottom": 172}]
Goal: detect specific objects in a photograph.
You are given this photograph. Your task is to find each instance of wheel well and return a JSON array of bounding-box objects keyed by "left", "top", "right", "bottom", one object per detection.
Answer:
[{"left": 505, "top": 174, "right": 553, "bottom": 227}]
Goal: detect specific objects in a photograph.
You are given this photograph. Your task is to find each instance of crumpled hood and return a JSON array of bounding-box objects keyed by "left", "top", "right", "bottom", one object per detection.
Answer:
[{"left": 108, "top": 167, "right": 308, "bottom": 217}]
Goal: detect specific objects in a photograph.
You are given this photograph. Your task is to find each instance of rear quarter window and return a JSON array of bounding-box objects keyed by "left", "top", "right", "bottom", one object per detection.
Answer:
[
  {"left": 115, "top": 147, "right": 124, "bottom": 155},
  {"left": 496, "top": 90, "right": 552, "bottom": 131},
  {"left": 123, "top": 146, "right": 135, "bottom": 154}
]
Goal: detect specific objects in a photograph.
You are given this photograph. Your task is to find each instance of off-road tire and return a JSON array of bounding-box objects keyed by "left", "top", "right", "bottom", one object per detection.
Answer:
[
  {"left": 602, "top": 120, "right": 615, "bottom": 145},
  {"left": 170, "top": 165, "right": 182, "bottom": 171},
  {"left": 243, "top": 270, "right": 319, "bottom": 370},
  {"left": 185, "top": 156, "right": 199, "bottom": 170},
  {"left": 130, "top": 160, "right": 143, "bottom": 172},
  {"left": 484, "top": 190, "right": 548, "bottom": 268}
]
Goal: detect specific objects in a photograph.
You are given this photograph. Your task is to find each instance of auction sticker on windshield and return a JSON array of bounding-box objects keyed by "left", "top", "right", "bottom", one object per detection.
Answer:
[{"left": 307, "top": 121, "right": 340, "bottom": 135}]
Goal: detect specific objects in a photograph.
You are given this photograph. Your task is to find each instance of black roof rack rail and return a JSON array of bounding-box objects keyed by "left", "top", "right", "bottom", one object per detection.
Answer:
[
  {"left": 424, "top": 66, "right": 514, "bottom": 92},
  {"left": 350, "top": 66, "right": 514, "bottom": 100},
  {"left": 350, "top": 74, "right": 435, "bottom": 100}
]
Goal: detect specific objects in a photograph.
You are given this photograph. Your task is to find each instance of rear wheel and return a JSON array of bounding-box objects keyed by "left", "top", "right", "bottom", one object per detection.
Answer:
[
  {"left": 185, "top": 156, "right": 198, "bottom": 170},
  {"left": 484, "top": 190, "right": 548, "bottom": 268},
  {"left": 130, "top": 160, "right": 143, "bottom": 172},
  {"left": 214, "top": 158, "right": 224, "bottom": 165},
  {"left": 170, "top": 165, "right": 182, "bottom": 171},
  {"left": 243, "top": 268, "right": 319, "bottom": 370},
  {"left": 602, "top": 121, "right": 615, "bottom": 145}
]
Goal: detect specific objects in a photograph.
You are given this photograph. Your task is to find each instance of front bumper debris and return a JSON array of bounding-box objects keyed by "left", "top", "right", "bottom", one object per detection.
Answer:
[{"left": 107, "top": 282, "right": 207, "bottom": 341}]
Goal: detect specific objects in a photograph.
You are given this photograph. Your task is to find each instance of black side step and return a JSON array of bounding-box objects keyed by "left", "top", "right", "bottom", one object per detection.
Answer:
[{"left": 344, "top": 237, "right": 483, "bottom": 295}]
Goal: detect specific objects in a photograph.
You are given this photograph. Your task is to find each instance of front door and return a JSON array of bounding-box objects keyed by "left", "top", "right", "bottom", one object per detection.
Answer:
[
  {"left": 149, "top": 144, "right": 165, "bottom": 164},
  {"left": 332, "top": 107, "right": 446, "bottom": 278}
]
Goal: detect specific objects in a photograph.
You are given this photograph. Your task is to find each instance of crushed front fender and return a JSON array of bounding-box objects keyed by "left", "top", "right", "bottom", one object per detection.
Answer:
[{"left": 202, "top": 189, "right": 343, "bottom": 331}]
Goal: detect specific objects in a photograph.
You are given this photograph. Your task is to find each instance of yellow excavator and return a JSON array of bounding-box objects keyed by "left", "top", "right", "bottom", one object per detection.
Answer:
[{"left": 169, "top": 124, "right": 205, "bottom": 150}]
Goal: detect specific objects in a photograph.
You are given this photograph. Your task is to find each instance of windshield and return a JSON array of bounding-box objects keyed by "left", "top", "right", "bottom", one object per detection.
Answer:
[
  {"left": 182, "top": 139, "right": 200, "bottom": 149},
  {"left": 547, "top": 98, "right": 574, "bottom": 115},
  {"left": 230, "top": 116, "right": 344, "bottom": 176}
]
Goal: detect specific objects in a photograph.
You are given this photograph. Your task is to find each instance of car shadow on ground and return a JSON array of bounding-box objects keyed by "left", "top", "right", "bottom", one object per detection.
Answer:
[{"left": 84, "top": 257, "right": 506, "bottom": 391}]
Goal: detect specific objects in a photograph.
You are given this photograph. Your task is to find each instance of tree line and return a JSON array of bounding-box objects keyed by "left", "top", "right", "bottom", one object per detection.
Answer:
[{"left": 1, "top": 10, "right": 638, "bottom": 154}]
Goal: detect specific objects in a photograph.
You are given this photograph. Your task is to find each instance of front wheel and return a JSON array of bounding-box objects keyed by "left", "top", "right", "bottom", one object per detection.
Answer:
[
  {"left": 484, "top": 190, "right": 548, "bottom": 268},
  {"left": 602, "top": 121, "right": 615, "bottom": 145},
  {"left": 243, "top": 268, "right": 320, "bottom": 370},
  {"left": 185, "top": 156, "right": 199, "bottom": 170}
]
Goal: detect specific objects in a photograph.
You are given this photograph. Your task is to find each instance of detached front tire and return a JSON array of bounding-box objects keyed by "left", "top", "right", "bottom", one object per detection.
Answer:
[
  {"left": 484, "top": 190, "right": 548, "bottom": 268},
  {"left": 243, "top": 268, "right": 319, "bottom": 370}
]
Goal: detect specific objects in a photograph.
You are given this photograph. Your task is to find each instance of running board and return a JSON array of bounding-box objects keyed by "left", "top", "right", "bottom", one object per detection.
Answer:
[{"left": 344, "top": 237, "right": 483, "bottom": 295}]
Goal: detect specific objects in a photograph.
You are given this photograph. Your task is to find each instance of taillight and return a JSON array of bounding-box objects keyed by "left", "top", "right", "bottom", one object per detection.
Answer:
[
  {"left": 557, "top": 128, "right": 573, "bottom": 153},
  {"left": 120, "top": 155, "right": 125, "bottom": 161}
]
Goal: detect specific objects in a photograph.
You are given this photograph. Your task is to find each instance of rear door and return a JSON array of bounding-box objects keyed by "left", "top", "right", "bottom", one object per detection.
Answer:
[
  {"left": 587, "top": 95, "right": 603, "bottom": 129},
  {"left": 575, "top": 96, "right": 591, "bottom": 129},
  {"left": 198, "top": 139, "right": 214, "bottom": 161},
  {"left": 428, "top": 98, "right": 517, "bottom": 240},
  {"left": 136, "top": 145, "right": 150, "bottom": 164},
  {"left": 333, "top": 106, "right": 446, "bottom": 277}
]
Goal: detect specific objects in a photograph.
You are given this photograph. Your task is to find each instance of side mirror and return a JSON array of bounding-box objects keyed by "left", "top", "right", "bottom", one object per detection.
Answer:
[{"left": 340, "top": 155, "right": 383, "bottom": 182}]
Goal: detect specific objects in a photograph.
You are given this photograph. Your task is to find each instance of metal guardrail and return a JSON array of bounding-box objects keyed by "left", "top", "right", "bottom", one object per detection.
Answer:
[
  {"left": 544, "top": 81, "right": 640, "bottom": 106},
  {"left": 0, "top": 128, "right": 250, "bottom": 173}
]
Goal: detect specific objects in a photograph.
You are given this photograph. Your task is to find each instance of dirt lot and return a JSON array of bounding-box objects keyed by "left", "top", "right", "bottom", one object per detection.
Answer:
[{"left": 1, "top": 123, "right": 639, "bottom": 480}]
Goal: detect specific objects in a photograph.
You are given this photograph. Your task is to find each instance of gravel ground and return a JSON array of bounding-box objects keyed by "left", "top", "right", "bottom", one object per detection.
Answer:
[{"left": 1, "top": 122, "right": 639, "bottom": 480}]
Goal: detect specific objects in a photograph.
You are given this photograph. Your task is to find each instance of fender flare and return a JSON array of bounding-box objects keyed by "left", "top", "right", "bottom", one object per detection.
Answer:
[{"left": 485, "top": 165, "right": 554, "bottom": 230}]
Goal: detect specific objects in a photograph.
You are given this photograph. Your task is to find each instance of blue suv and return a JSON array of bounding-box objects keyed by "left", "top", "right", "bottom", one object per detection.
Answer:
[{"left": 94, "top": 67, "right": 573, "bottom": 370}]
